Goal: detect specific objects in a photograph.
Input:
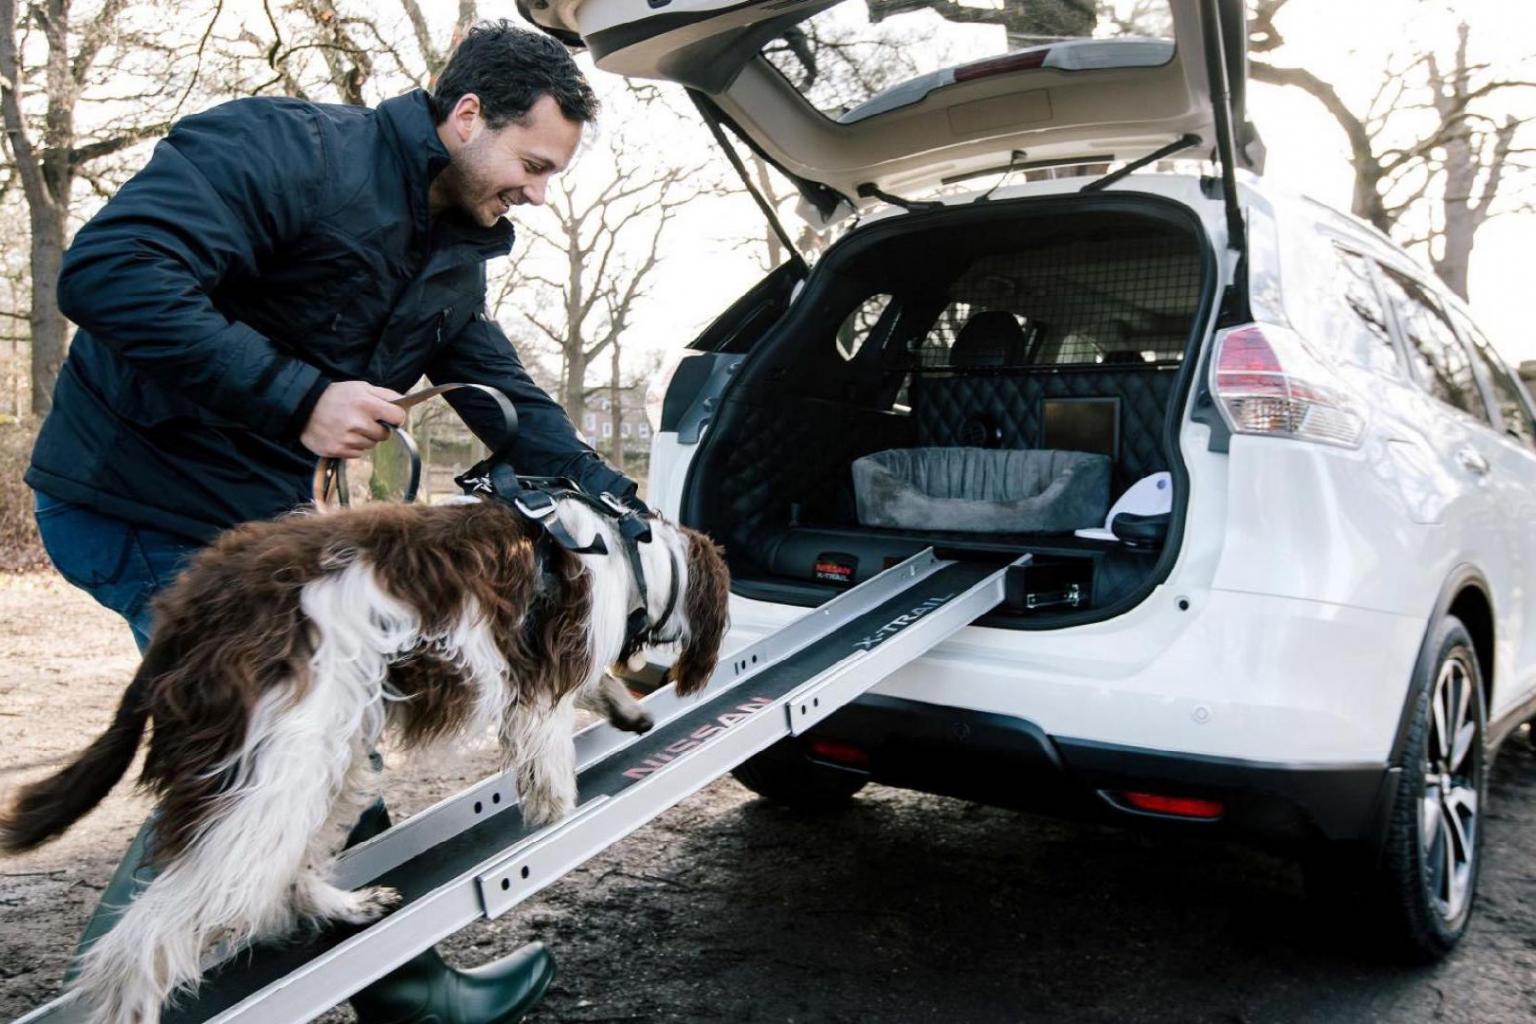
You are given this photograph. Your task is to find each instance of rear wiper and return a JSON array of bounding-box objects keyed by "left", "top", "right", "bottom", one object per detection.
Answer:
[
  {"left": 1080, "top": 133, "right": 1201, "bottom": 193},
  {"left": 856, "top": 182, "right": 944, "bottom": 212}
]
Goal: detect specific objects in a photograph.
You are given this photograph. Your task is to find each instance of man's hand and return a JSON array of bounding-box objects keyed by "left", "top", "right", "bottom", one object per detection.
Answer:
[{"left": 300, "top": 381, "right": 407, "bottom": 459}]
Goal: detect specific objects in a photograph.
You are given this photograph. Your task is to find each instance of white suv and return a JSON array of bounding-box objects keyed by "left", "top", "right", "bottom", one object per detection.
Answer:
[{"left": 525, "top": 0, "right": 1536, "bottom": 959}]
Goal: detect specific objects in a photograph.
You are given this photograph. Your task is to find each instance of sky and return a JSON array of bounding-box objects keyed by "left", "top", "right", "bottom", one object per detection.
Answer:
[{"left": 532, "top": 0, "right": 1536, "bottom": 372}]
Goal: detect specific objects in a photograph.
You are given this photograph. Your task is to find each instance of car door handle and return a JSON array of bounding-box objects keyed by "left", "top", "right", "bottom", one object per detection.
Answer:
[{"left": 1455, "top": 447, "right": 1491, "bottom": 476}]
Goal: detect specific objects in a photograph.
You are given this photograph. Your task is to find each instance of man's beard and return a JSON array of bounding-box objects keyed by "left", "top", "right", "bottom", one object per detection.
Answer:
[{"left": 437, "top": 151, "right": 501, "bottom": 227}]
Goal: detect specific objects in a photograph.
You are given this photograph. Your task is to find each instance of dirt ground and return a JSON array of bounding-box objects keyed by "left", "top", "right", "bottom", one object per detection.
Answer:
[{"left": 4, "top": 572, "right": 1536, "bottom": 1023}]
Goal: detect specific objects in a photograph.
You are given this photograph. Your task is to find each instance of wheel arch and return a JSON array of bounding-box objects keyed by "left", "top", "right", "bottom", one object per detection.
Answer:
[
  {"left": 1448, "top": 584, "right": 1495, "bottom": 714},
  {"left": 1388, "top": 565, "right": 1495, "bottom": 769}
]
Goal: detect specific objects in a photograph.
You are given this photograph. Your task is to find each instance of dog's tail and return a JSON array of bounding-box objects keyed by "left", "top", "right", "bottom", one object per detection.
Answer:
[{"left": 0, "top": 641, "right": 168, "bottom": 854}]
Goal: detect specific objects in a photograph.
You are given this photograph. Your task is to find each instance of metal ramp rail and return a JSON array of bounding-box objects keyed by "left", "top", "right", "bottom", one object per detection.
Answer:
[{"left": 15, "top": 549, "right": 1022, "bottom": 1024}]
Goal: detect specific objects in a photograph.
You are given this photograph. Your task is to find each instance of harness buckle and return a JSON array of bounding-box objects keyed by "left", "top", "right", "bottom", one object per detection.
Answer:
[
  {"left": 514, "top": 493, "right": 557, "bottom": 521},
  {"left": 600, "top": 492, "right": 653, "bottom": 543}
]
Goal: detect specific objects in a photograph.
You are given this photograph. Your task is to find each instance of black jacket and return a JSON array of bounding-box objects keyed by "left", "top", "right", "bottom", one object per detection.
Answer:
[{"left": 28, "top": 90, "right": 633, "bottom": 542}]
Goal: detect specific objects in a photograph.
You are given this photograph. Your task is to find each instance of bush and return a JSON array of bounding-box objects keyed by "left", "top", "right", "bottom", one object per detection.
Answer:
[{"left": 0, "top": 419, "right": 47, "bottom": 572}]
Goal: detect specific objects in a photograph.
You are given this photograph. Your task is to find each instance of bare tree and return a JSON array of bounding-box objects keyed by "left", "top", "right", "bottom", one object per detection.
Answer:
[
  {"left": 399, "top": 0, "right": 477, "bottom": 81},
  {"left": 228, "top": 0, "right": 479, "bottom": 105},
  {"left": 0, "top": 0, "right": 488, "bottom": 416},
  {"left": 495, "top": 128, "right": 703, "bottom": 428},
  {"left": 1249, "top": 0, "right": 1535, "bottom": 299},
  {"left": 0, "top": 0, "right": 215, "bottom": 415}
]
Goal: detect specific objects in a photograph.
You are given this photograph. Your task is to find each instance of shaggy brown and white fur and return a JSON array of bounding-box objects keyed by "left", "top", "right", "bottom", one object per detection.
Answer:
[{"left": 0, "top": 496, "right": 729, "bottom": 1024}]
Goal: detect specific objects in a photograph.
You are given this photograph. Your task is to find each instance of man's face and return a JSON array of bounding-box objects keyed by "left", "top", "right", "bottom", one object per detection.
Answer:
[{"left": 437, "top": 93, "right": 583, "bottom": 227}]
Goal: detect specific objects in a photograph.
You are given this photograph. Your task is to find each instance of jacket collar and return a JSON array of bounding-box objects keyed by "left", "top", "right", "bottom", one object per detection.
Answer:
[{"left": 378, "top": 90, "right": 514, "bottom": 258}]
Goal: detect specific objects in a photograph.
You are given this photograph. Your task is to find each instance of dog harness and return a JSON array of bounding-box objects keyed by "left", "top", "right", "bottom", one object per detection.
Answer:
[{"left": 455, "top": 459, "right": 681, "bottom": 666}]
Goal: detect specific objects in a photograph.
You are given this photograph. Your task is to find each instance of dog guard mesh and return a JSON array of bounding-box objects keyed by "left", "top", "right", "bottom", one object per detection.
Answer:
[{"left": 891, "top": 232, "right": 1203, "bottom": 370}]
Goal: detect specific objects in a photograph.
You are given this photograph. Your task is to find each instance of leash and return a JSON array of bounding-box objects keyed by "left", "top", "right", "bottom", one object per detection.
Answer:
[{"left": 311, "top": 382, "right": 518, "bottom": 510}]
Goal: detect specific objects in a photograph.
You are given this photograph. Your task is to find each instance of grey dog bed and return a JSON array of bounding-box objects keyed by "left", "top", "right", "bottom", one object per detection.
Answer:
[{"left": 851, "top": 447, "right": 1111, "bottom": 533}]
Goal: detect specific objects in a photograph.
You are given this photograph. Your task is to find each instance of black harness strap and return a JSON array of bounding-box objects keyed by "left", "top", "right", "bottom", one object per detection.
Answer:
[{"left": 454, "top": 461, "right": 681, "bottom": 660}]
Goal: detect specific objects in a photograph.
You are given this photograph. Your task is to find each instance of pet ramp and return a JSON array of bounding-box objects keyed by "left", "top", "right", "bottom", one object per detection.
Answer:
[{"left": 14, "top": 548, "right": 1022, "bottom": 1024}]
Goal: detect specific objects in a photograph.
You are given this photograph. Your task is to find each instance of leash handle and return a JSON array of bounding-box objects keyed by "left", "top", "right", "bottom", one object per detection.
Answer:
[{"left": 311, "top": 383, "right": 518, "bottom": 512}]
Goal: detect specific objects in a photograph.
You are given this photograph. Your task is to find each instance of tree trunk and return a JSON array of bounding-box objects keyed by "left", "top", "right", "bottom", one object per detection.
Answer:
[
  {"left": 1434, "top": 168, "right": 1476, "bottom": 302},
  {"left": 609, "top": 341, "right": 624, "bottom": 470},
  {"left": 561, "top": 236, "right": 586, "bottom": 416},
  {"left": 563, "top": 343, "right": 586, "bottom": 422},
  {"left": 1427, "top": 29, "right": 1480, "bottom": 304},
  {"left": 28, "top": 197, "right": 68, "bottom": 418}
]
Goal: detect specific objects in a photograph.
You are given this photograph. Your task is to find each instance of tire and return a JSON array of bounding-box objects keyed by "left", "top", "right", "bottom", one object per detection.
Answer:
[
  {"left": 731, "top": 746, "right": 868, "bottom": 809},
  {"left": 1306, "top": 615, "right": 1487, "bottom": 962}
]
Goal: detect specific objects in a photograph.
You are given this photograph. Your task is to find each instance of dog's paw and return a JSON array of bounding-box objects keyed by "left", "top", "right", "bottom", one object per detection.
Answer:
[
  {"left": 519, "top": 790, "right": 575, "bottom": 829},
  {"left": 334, "top": 885, "right": 402, "bottom": 925},
  {"left": 610, "top": 705, "right": 654, "bottom": 734}
]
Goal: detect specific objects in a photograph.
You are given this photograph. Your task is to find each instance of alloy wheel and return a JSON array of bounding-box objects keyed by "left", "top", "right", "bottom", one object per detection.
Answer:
[{"left": 1420, "top": 653, "right": 1480, "bottom": 925}]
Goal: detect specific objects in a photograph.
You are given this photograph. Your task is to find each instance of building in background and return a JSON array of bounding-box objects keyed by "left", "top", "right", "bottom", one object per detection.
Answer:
[{"left": 577, "top": 385, "right": 654, "bottom": 499}]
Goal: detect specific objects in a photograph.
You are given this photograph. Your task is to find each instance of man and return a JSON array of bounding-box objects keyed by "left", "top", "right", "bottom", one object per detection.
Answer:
[{"left": 27, "top": 21, "right": 636, "bottom": 1024}]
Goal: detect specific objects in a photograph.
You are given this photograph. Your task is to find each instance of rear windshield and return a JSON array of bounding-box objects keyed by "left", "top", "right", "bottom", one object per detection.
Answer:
[{"left": 763, "top": 0, "right": 1176, "bottom": 124}]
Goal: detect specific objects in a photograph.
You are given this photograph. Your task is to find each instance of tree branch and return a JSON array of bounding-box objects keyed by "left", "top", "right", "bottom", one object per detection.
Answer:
[
  {"left": 66, "top": 121, "right": 170, "bottom": 169},
  {"left": 1250, "top": 57, "right": 1389, "bottom": 228},
  {"left": 396, "top": 0, "right": 440, "bottom": 75},
  {"left": 70, "top": 0, "right": 128, "bottom": 85}
]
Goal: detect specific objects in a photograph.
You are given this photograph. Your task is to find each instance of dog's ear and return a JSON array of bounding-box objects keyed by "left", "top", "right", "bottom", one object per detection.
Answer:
[{"left": 668, "top": 528, "right": 729, "bottom": 696}]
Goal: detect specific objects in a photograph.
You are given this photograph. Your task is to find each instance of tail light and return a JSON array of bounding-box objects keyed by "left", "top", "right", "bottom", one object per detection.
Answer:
[{"left": 1210, "top": 323, "right": 1365, "bottom": 448}]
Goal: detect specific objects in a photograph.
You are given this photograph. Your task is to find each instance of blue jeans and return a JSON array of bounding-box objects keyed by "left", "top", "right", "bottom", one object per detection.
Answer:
[{"left": 33, "top": 492, "right": 203, "bottom": 652}]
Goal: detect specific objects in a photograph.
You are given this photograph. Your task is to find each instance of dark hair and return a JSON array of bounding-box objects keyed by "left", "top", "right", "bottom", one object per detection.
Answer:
[{"left": 431, "top": 21, "right": 598, "bottom": 128}]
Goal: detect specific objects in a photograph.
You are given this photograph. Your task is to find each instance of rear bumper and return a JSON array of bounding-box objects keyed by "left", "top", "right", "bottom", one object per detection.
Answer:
[
  {"left": 779, "top": 695, "right": 1398, "bottom": 847},
  {"left": 726, "top": 583, "right": 1427, "bottom": 766}
]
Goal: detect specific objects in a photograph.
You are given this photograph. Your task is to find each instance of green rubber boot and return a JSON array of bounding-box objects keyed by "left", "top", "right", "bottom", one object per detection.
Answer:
[
  {"left": 347, "top": 941, "right": 554, "bottom": 1024},
  {"left": 67, "top": 801, "right": 555, "bottom": 1024},
  {"left": 344, "top": 801, "right": 555, "bottom": 1024}
]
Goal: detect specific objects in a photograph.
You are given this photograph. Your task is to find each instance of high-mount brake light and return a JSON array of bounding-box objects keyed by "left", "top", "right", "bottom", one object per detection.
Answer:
[
  {"left": 953, "top": 48, "right": 1051, "bottom": 82},
  {"left": 1211, "top": 323, "right": 1365, "bottom": 447}
]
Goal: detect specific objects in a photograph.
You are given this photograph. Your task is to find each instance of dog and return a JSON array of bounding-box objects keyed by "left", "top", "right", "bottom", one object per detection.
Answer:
[{"left": 0, "top": 494, "right": 729, "bottom": 1023}]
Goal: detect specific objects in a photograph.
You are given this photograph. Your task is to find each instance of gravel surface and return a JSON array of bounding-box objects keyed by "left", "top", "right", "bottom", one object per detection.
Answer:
[{"left": 3, "top": 572, "right": 1535, "bottom": 1023}]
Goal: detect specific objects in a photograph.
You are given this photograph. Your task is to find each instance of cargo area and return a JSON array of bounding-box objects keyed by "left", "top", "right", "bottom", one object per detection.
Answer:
[{"left": 678, "top": 195, "right": 1216, "bottom": 627}]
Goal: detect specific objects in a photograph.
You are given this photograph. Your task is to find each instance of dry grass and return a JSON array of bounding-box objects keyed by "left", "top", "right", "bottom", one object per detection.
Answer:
[{"left": 0, "top": 419, "right": 46, "bottom": 572}]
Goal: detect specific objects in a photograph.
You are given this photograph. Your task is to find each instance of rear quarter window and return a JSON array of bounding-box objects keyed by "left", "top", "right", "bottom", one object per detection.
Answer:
[
  {"left": 1327, "top": 248, "right": 1401, "bottom": 378},
  {"left": 836, "top": 294, "right": 893, "bottom": 361},
  {"left": 1280, "top": 232, "right": 1400, "bottom": 378},
  {"left": 1379, "top": 268, "right": 1491, "bottom": 424},
  {"left": 1450, "top": 309, "right": 1536, "bottom": 450}
]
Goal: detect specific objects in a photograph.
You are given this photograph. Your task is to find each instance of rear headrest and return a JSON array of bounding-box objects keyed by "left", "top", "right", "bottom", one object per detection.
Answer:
[{"left": 951, "top": 310, "right": 1029, "bottom": 368}]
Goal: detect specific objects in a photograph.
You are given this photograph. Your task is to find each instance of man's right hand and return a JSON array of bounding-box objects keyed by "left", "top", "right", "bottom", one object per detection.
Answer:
[{"left": 300, "top": 381, "right": 407, "bottom": 459}]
